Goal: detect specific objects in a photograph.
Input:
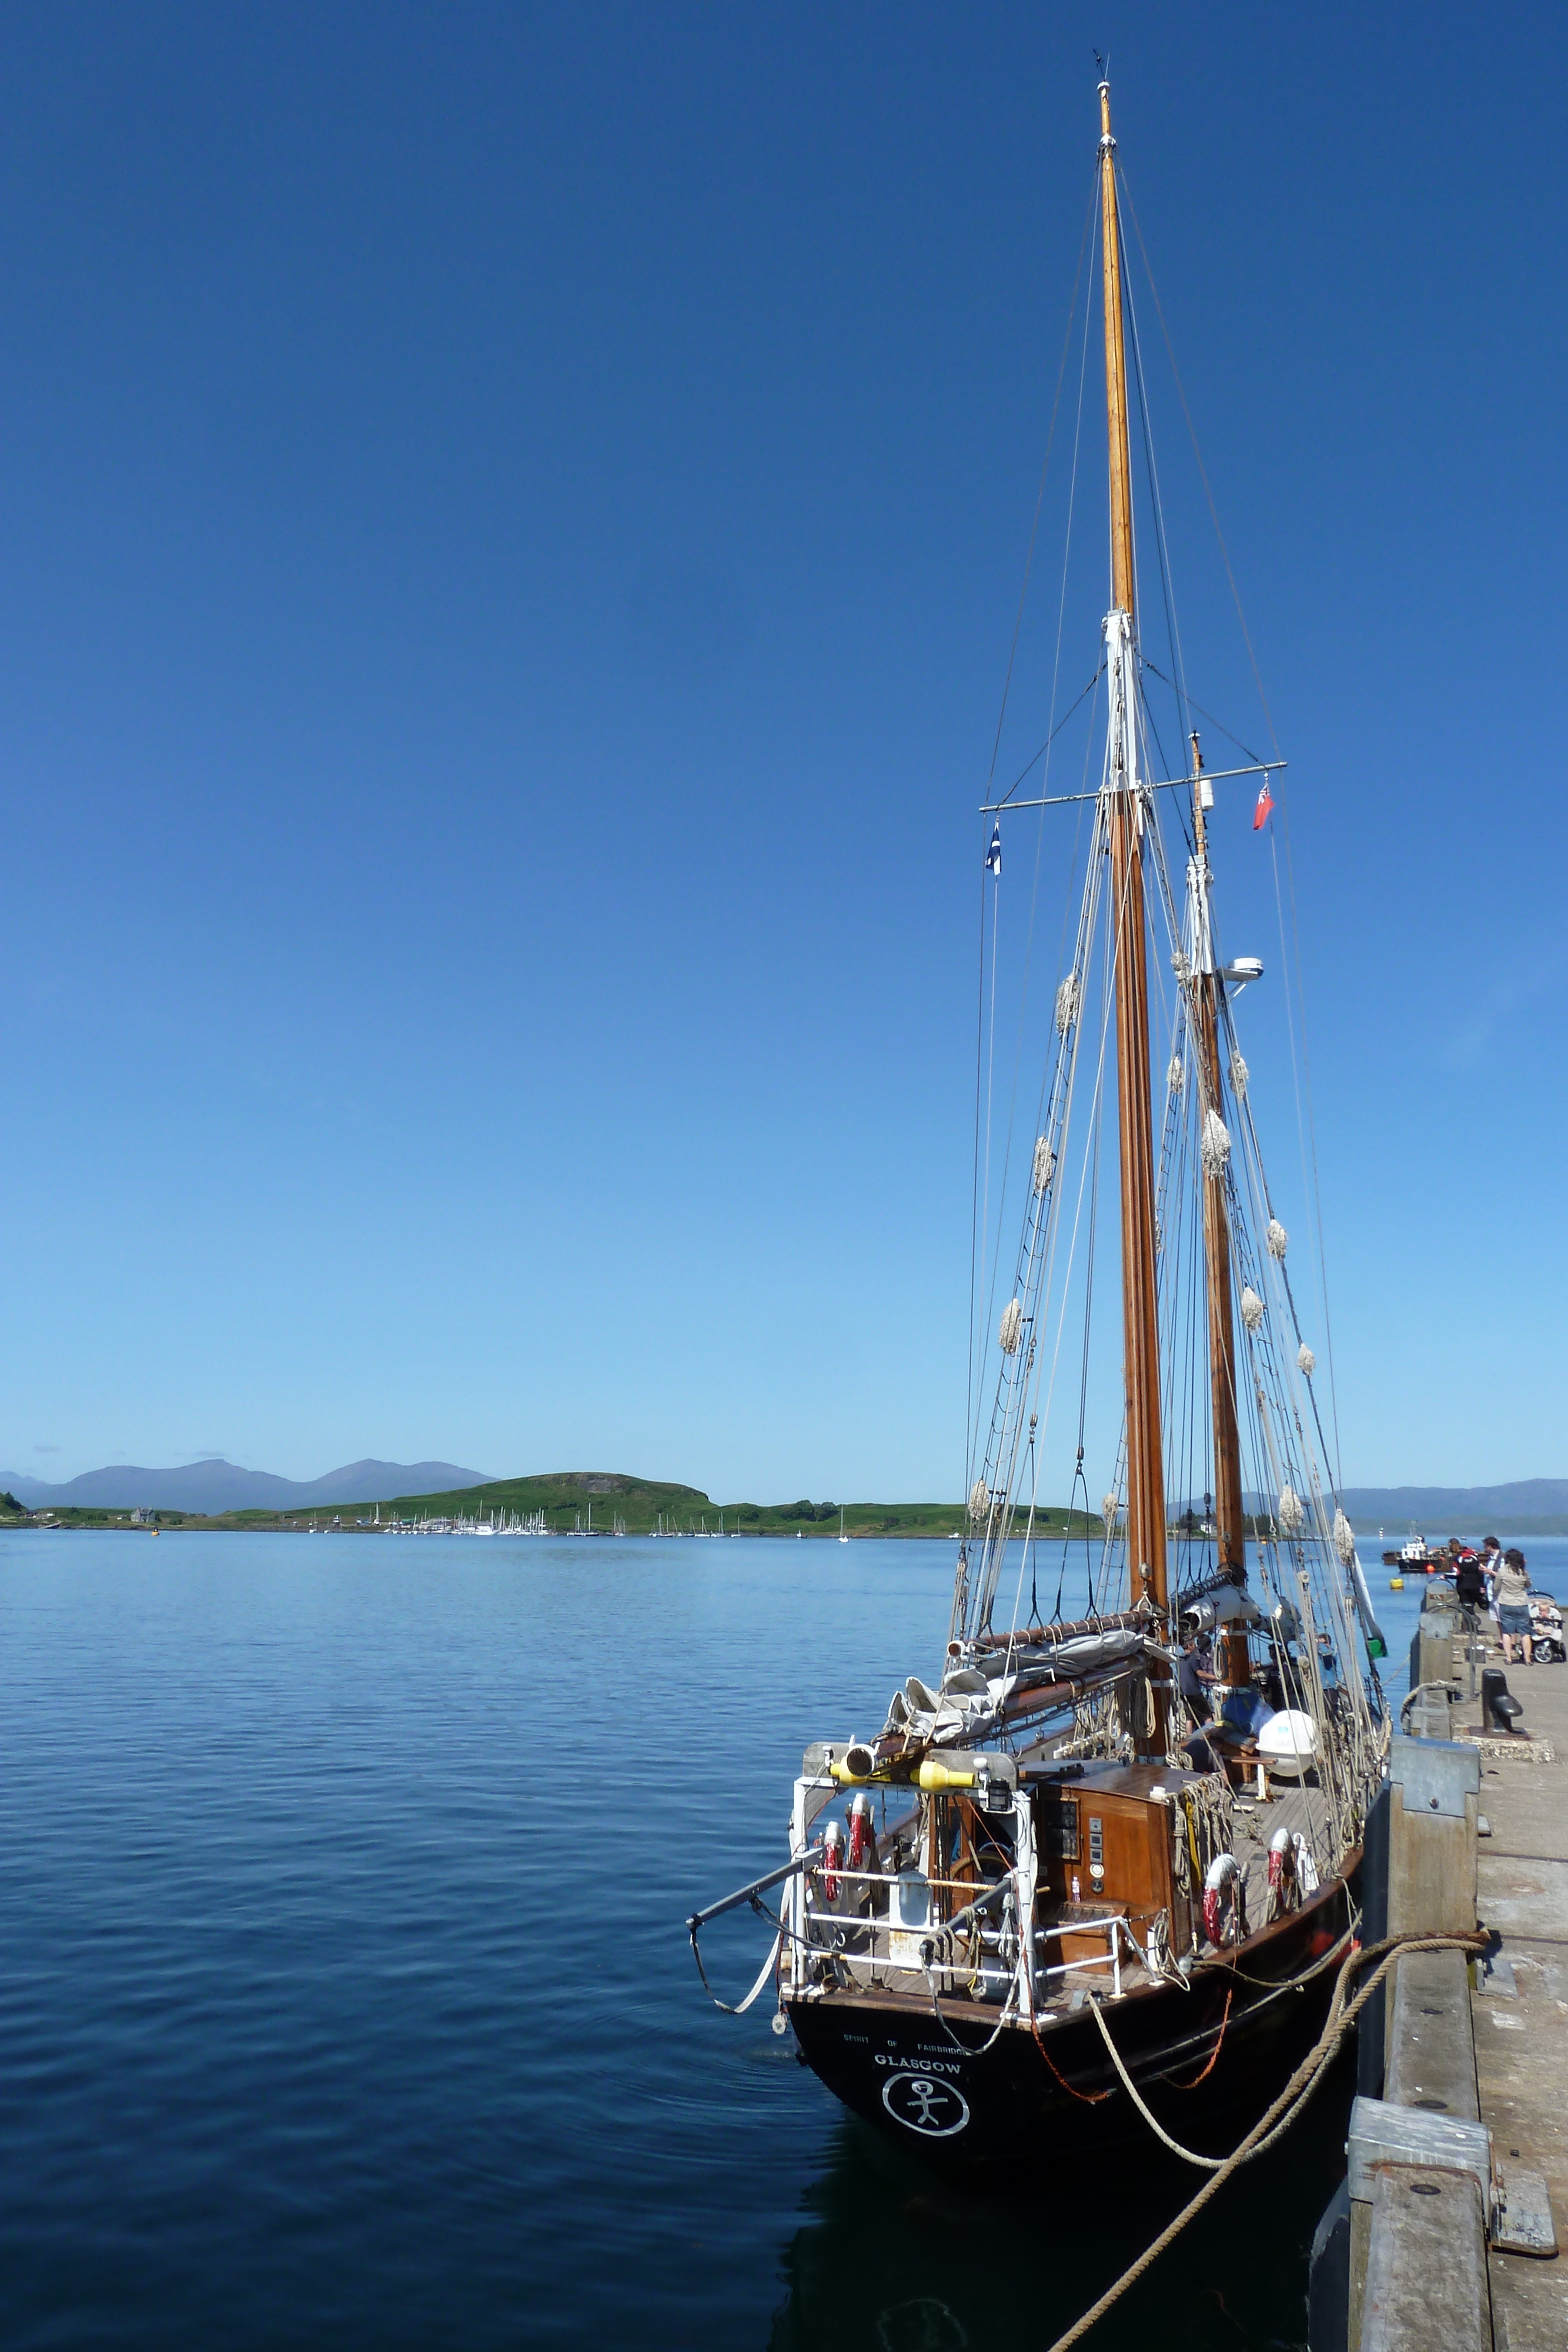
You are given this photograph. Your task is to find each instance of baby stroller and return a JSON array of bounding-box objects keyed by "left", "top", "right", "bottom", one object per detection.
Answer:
[{"left": 1527, "top": 1591, "right": 1564, "bottom": 1664}]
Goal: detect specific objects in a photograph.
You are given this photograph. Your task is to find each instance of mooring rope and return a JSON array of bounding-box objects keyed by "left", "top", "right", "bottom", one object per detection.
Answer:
[
  {"left": 1085, "top": 1993, "right": 1227, "bottom": 2168},
  {"left": 1041, "top": 1929, "right": 1486, "bottom": 2352}
]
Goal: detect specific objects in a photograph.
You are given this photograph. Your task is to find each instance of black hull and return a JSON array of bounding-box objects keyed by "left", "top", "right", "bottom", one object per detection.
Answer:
[{"left": 787, "top": 1872, "right": 1356, "bottom": 2170}]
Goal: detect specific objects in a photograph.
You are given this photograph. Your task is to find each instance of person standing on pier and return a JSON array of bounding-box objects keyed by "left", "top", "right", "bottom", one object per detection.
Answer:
[
  {"left": 1496, "top": 1547, "right": 1534, "bottom": 1666},
  {"left": 1455, "top": 1545, "right": 1486, "bottom": 1655}
]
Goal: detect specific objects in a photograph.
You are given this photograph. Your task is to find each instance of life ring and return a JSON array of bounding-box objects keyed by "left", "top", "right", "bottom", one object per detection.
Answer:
[
  {"left": 1265, "top": 1826, "right": 1318, "bottom": 1920},
  {"left": 1202, "top": 1852, "right": 1248, "bottom": 1946},
  {"left": 821, "top": 1818, "right": 844, "bottom": 1906},
  {"left": 847, "top": 1790, "right": 875, "bottom": 1875},
  {"left": 1266, "top": 1825, "right": 1299, "bottom": 1918}
]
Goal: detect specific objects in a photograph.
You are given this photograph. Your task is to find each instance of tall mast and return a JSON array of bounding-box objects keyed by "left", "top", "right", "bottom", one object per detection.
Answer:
[
  {"left": 1187, "top": 740, "right": 1249, "bottom": 1682},
  {"left": 1098, "top": 78, "right": 1168, "bottom": 1677}
]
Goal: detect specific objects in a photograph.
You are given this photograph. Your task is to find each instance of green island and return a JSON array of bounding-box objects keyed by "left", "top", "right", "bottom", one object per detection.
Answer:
[{"left": 0, "top": 1472, "right": 1099, "bottom": 1539}]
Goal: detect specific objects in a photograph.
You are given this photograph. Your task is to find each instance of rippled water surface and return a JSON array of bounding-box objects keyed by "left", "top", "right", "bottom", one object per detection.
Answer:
[{"left": 0, "top": 1529, "right": 1415, "bottom": 2350}]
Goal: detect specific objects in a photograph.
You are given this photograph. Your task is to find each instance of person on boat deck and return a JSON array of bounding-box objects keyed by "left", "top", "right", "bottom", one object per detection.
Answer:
[
  {"left": 1496, "top": 1548, "right": 1534, "bottom": 1666},
  {"left": 1177, "top": 1635, "right": 1216, "bottom": 1724}
]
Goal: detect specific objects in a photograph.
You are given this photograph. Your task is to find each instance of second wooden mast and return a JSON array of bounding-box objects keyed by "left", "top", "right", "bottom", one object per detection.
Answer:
[
  {"left": 1188, "top": 747, "right": 1250, "bottom": 1676},
  {"left": 1097, "top": 79, "right": 1168, "bottom": 1684}
]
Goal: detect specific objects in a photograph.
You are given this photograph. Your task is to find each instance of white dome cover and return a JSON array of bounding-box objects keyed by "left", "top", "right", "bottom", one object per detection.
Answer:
[{"left": 1257, "top": 1709, "right": 1318, "bottom": 1773}]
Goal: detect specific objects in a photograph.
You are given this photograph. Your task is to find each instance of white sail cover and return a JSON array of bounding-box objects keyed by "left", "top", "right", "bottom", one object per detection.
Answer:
[{"left": 883, "top": 1628, "right": 1153, "bottom": 1746}]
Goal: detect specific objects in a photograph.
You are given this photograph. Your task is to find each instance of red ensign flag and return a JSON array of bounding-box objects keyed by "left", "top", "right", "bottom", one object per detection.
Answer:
[{"left": 1253, "top": 779, "right": 1275, "bottom": 831}]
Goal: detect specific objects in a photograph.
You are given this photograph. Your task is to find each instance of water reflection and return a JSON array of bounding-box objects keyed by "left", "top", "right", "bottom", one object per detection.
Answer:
[{"left": 769, "top": 2048, "right": 1357, "bottom": 2352}]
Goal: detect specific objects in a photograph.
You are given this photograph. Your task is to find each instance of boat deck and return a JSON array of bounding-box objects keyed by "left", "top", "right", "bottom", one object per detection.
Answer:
[
  {"left": 804, "top": 1770, "right": 1340, "bottom": 2019},
  {"left": 1226, "top": 1777, "right": 1332, "bottom": 1900}
]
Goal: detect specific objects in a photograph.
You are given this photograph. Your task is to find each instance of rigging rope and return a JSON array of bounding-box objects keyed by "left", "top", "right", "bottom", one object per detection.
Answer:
[
  {"left": 967, "top": 165, "right": 1097, "bottom": 1502},
  {"left": 965, "top": 863, "right": 988, "bottom": 1494},
  {"left": 983, "top": 178, "right": 1096, "bottom": 801},
  {"left": 992, "top": 666, "right": 1106, "bottom": 808},
  {"left": 1120, "top": 159, "right": 1348, "bottom": 1499},
  {"left": 688, "top": 1908, "right": 783, "bottom": 2016}
]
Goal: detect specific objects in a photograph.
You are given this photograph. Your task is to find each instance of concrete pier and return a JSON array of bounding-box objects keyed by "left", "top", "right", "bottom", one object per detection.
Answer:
[
  {"left": 1463, "top": 1638, "right": 1568, "bottom": 2350},
  {"left": 1312, "top": 1593, "right": 1565, "bottom": 2350}
]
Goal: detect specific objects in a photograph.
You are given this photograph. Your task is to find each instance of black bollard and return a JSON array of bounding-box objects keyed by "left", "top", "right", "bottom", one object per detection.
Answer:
[{"left": 1481, "top": 1666, "right": 1524, "bottom": 1735}]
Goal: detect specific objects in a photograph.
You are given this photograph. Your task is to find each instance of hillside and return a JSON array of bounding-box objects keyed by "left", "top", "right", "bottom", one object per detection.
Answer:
[
  {"left": 5, "top": 1470, "right": 1095, "bottom": 1539},
  {"left": 363, "top": 1469, "right": 714, "bottom": 1531},
  {"left": 1341, "top": 1480, "right": 1568, "bottom": 1536},
  {"left": 338, "top": 1470, "right": 975, "bottom": 1537},
  {"left": 335, "top": 1471, "right": 1100, "bottom": 1539}
]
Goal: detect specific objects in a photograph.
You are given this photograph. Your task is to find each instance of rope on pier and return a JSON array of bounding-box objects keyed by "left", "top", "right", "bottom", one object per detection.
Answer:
[{"left": 1042, "top": 1928, "right": 1487, "bottom": 2352}]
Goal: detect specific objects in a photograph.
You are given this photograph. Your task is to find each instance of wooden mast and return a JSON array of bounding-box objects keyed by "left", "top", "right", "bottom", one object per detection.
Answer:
[
  {"left": 1098, "top": 79, "right": 1169, "bottom": 1716},
  {"left": 1189, "top": 739, "right": 1251, "bottom": 1685}
]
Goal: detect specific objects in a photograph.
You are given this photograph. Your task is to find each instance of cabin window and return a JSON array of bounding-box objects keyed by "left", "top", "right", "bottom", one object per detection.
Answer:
[{"left": 1035, "top": 1793, "right": 1080, "bottom": 1861}]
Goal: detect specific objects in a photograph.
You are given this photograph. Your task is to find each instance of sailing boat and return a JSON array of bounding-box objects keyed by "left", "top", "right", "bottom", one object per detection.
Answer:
[
  {"left": 840, "top": 1506, "right": 849, "bottom": 1544},
  {"left": 688, "top": 77, "right": 1388, "bottom": 2166}
]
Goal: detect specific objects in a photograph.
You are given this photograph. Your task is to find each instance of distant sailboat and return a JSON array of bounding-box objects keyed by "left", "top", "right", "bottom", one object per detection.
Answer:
[{"left": 839, "top": 1506, "right": 849, "bottom": 1545}]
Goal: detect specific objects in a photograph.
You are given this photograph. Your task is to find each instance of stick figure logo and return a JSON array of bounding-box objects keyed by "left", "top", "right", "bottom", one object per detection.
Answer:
[{"left": 881, "top": 2070, "right": 971, "bottom": 2136}]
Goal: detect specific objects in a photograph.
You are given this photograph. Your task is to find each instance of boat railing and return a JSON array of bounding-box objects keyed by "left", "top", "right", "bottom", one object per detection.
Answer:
[
  {"left": 1031, "top": 1912, "right": 1146, "bottom": 2000},
  {"left": 803, "top": 1866, "right": 1002, "bottom": 1901},
  {"left": 792, "top": 1863, "right": 1157, "bottom": 2004}
]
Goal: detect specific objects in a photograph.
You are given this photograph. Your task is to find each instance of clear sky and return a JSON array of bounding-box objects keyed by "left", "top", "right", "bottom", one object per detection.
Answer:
[{"left": 1, "top": 2, "right": 1563, "bottom": 1500}]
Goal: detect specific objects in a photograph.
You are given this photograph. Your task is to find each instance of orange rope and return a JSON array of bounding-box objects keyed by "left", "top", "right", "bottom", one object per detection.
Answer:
[
  {"left": 1030, "top": 2000, "right": 1114, "bottom": 2103},
  {"left": 1168, "top": 1981, "right": 1233, "bottom": 2090}
]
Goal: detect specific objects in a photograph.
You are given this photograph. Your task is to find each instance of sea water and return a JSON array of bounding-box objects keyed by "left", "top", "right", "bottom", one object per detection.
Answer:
[{"left": 5, "top": 1527, "right": 1553, "bottom": 2351}]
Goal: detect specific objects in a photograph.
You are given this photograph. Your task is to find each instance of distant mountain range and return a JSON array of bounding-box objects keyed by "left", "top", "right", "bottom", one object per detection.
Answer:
[
  {"left": 1340, "top": 1481, "right": 1568, "bottom": 1535},
  {"left": 0, "top": 1458, "right": 492, "bottom": 1515},
  {"left": 5, "top": 1461, "right": 1565, "bottom": 1535}
]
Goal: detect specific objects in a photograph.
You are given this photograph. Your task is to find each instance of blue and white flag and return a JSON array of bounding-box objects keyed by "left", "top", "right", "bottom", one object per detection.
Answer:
[{"left": 985, "top": 821, "right": 1002, "bottom": 876}]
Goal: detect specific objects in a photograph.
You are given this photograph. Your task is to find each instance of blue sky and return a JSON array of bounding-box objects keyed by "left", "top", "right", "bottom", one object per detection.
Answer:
[{"left": 1, "top": 2, "right": 1563, "bottom": 1499}]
